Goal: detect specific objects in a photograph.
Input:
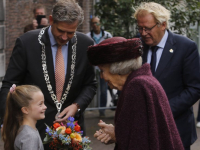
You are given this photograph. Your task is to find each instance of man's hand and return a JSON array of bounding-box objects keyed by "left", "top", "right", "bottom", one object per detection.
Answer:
[
  {"left": 54, "top": 104, "right": 78, "bottom": 123},
  {"left": 32, "top": 19, "right": 38, "bottom": 29}
]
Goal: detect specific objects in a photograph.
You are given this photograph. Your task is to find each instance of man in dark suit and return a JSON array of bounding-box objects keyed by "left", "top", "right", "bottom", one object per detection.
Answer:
[
  {"left": 0, "top": 0, "right": 96, "bottom": 149},
  {"left": 134, "top": 2, "right": 200, "bottom": 150}
]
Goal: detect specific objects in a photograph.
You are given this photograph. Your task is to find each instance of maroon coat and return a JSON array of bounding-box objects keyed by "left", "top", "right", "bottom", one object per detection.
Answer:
[{"left": 114, "top": 63, "right": 184, "bottom": 150}]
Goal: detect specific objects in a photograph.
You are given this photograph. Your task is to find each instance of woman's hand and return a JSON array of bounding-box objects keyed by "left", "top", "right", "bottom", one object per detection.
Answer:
[
  {"left": 94, "top": 130, "right": 112, "bottom": 144},
  {"left": 94, "top": 120, "right": 116, "bottom": 144}
]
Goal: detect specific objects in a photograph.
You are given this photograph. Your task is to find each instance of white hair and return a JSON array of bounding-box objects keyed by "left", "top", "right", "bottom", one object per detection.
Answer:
[
  {"left": 110, "top": 56, "right": 142, "bottom": 75},
  {"left": 134, "top": 2, "right": 171, "bottom": 29}
]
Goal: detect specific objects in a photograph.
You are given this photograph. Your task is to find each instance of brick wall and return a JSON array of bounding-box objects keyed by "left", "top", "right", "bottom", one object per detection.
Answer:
[{"left": 5, "top": 0, "right": 94, "bottom": 67}]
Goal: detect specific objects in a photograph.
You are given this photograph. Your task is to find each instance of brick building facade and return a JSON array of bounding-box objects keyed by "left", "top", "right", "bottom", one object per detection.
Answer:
[{"left": 4, "top": 0, "right": 94, "bottom": 68}]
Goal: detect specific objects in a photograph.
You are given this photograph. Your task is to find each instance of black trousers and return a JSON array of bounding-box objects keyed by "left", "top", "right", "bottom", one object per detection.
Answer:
[{"left": 184, "top": 146, "right": 190, "bottom": 150}]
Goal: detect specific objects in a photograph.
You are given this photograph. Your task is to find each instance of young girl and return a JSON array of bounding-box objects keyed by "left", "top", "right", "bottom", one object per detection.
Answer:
[{"left": 2, "top": 84, "right": 47, "bottom": 150}]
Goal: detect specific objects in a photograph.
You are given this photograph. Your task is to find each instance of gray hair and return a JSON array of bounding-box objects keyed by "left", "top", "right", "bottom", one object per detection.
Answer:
[
  {"left": 110, "top": 56, "right": 142, "bottom": 75},
  {"left": 134, "top": 2, "right": 171, "bottom": 29},
  {"left": 52, "top": 0, "right": 84, "bottom": 25}
]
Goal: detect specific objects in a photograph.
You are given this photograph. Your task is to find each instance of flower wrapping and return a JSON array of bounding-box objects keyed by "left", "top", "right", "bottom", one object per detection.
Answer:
[{"left": 43, "top": 117, "right": 91, "bottom": 150}]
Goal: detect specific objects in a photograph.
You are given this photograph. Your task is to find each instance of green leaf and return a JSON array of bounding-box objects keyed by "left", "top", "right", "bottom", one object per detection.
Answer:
[
  {"left": 57, "top": 129, "right": 62, "bottom": 135},
  {"left": 43, "top": 134, "right": 53, "bottom": 144}
]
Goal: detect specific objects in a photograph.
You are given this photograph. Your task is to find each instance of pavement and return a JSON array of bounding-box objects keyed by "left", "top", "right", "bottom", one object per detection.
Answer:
[
  {"left": 0, "top": 102, "right": 200, "bottom": 150},
  {"left": 85, "top": 102, "right": 200, "bottom": 150}
]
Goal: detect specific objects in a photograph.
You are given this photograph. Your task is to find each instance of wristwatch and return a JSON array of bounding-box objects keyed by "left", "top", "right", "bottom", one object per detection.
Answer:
[{"left": 72, "top": 103, "right": 81, "bottom": 112}]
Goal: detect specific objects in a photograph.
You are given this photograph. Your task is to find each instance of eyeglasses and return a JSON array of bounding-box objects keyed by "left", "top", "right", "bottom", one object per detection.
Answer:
[{"left": 136, "top": 23, "right": 158, "bottom": 33}]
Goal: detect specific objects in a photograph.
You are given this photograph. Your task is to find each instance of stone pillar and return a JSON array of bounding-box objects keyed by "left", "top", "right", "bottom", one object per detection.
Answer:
[{"left": 77, "top": 0, "right": 93, "bottom": 33}]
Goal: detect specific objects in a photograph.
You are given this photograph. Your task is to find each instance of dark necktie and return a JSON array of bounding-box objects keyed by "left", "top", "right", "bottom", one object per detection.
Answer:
[{"left": 150, "top": 46, "right": 159, "bottom": 75}]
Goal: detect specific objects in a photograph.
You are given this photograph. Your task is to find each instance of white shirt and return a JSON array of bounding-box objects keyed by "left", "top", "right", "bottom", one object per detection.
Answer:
[{"left": 86, "top": 30, "right": 112, "bottom": 45}]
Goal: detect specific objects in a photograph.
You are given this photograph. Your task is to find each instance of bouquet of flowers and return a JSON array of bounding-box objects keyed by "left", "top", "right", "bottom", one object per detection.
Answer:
[{"left": 43, "top": 117, "right": 91, "bottom": 150}]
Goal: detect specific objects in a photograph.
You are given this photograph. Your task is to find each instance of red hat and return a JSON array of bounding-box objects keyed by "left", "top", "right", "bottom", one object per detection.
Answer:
[{"left": 87, "top": 37, "right": 143, "bottom": 65}]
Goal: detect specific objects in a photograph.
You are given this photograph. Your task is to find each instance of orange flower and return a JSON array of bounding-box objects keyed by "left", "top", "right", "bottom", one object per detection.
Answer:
[
  {"left": 74, "top": 125, "right": 81, "bottom": 132},
  {"left": 53, "top": 123, "right": 61, "bottom": 129},
  {"left": 72, "top": 133, "right": 82, "bottom": 143},
  {"left": 65, "top": 128, "right": 72, "bottom": 134}
]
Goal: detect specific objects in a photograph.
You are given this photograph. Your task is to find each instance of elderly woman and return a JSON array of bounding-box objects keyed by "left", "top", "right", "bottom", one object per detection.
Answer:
[{"left": 87, "top": 37, "right": 184, "bottom": 150}]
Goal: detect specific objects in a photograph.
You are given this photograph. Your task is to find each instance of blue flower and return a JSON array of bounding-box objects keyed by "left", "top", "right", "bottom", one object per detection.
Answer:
[
  {"left": 45, "top": 127, "right": 50, "bottom": 133},
  {"left": 66, "top": 122, "right": 75, "bottom": 129},
  {"left": 70, "top": 123, "right": 75, "bottom": 129},
  {"left": 52, "top": 131, "right": 58, "bottom": 138},
  {"left": 63, "top": 135, "right": 71, "bottom": 145},
  {"left": 66, "top": 122, "right": 71, "bottom": 127},
  {"left": 58, "top": 134, "right": 65, "bottom": 140},
  {"left": 78, "top": 131, "right": 83, "bottom": 135},
  {"left": 67, "top": 116, "right": 75, "bottom": 122},
  {"left": 48, "top": 132, "right": 52, "bottom": 136},
  {"left": 82, "top": 137, "right": 91, "bottom": 144},
  {"left": 45, "top": 127, "right": 52, "bottom": 136}
]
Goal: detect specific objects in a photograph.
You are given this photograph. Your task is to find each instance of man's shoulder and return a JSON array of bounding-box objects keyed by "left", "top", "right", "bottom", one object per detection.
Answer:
[
  {"left": 19, "top": 28, "right": 47, "bottom": 43},
  {"left": 76, "top": 31, "right": 93, "bottom": 43},
  {"left": 85, "top": 32, "right": 91, "bottom": 37},
  {"left": 169, "top": 30, "right": 194, "bottom": 44},
  {"left": 21, "top": 29, "right": 41, "bottom": 38},
  {"left": 104, "top": 30, "right": 112, "bottom": 35},
  {"left": 103, "top": 30, "right": 113, "bottom": 38}
]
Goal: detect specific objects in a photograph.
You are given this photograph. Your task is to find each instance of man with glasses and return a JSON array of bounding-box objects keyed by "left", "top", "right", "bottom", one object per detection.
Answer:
[{"left": 134, "top": 2, "right": 200, "bottom": 150}]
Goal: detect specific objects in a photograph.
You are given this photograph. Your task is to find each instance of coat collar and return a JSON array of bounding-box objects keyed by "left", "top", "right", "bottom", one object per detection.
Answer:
[
  {"left": 41, "top": 26, "right": 77, "bottom": 45},
  {"left": 126, "top": 63, "right": 152, "bottom": 83}
]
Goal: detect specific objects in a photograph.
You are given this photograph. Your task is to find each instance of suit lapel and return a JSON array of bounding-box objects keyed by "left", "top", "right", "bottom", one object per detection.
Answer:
[
  {"left": 41, "top": 27, "right": 56, "bottom": 93},
  {"left": 155, "top": 31, "right": 176, "bottom": 79}
]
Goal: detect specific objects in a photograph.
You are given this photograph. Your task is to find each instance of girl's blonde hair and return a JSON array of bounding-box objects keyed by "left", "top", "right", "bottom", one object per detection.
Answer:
[
  {"left": 134, "top": 2, "right": 171, "bottom": 29},
  {"left": 2, "top": 85, "right": 41, "bottom": 150}
]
